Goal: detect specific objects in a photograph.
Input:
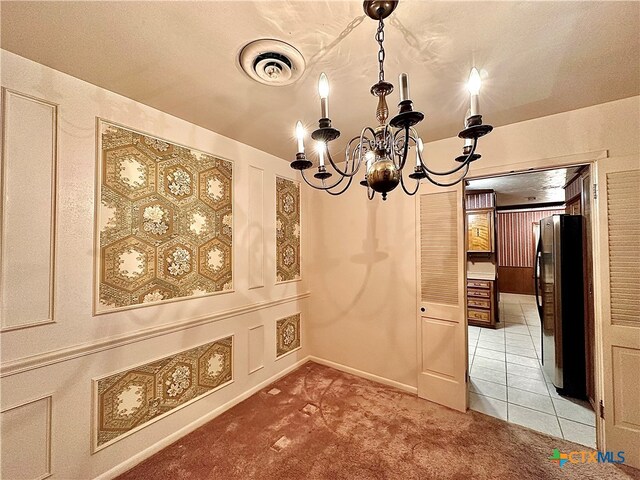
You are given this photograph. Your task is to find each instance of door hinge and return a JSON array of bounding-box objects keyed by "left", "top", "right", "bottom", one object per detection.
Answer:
[
  {"left": 593, "top": 183, "right": 598, "bottom": 200},
  {"left": 599, "top": 400, "right": 605, "bottom": 419},
  {"left": 465, "top": 370, "right": 469, "bottom": 383}
]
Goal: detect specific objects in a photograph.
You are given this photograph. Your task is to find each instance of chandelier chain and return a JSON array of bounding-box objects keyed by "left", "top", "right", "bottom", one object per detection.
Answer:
[{"left": 376, "top": 18, "right": 385, "bottom": 82}]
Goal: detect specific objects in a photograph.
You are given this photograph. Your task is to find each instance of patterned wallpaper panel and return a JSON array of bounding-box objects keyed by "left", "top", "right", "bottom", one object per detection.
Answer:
[
  {"left": 276, "top": 314, "right": 301, "bottom": 358},
  {"left": 94, "top": 336, "right": 232, "bottom": 450},
  {"left": 497, "top": 209, "right": 565, "bottom": 267},
  {"left": 96, "top": 121, "right": 233, "bottom": 313},
  {"left": 275, "top": 177, "right": 301, "bottom": 282}
]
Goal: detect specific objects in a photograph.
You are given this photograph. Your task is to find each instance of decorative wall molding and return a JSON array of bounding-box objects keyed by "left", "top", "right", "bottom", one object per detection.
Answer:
[
  {"left": 0, "top": 394, "right": 53, "bottom": 480},
  {"left": 93, "top": 336, "right": 233, "bottom": 451},
  {"left": 248, "top": 324, "right": 265, "bottom": 374},
  {"left": 275, "top": 176, "right": 301, "bottom": 283},
  {"left": 248, "top": 166, "right": 265, "bottom": 289},
  {"left": 0, "top": 291, "right": 310, "bottom": 378},
  {"left": 275, "top": 313, "right": 301, "bottom": 359},
  {"left": 94, "top": 120, "right": 233, "bottom": 314},
  {"left": 469, "top": 149, "right": 608, "bottom": 179},
  {"left": 0, "top": 88, "right": 58, "bottom": 332},
  {"left": 95, "top": 356, "right": 311, "bottom": 480}
]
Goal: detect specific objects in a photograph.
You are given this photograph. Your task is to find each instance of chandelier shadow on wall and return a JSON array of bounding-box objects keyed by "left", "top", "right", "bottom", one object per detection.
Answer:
[{"left": 290, "top": 0, "right": 493, "bottom": 200}]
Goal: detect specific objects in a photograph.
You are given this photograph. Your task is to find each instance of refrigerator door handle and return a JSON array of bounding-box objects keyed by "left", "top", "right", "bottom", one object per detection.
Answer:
[{"left": 534, "top": 234, "right": 543, "bottom": 321}]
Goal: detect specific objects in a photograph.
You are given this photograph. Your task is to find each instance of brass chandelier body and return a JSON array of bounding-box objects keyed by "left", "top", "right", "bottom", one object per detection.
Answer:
[{"left": 290, "top": 0, "right": 493, "bottom": 200}]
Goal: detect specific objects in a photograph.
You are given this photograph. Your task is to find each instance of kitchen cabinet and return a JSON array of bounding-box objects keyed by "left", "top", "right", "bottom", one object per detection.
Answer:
[
  {"left": 467, "top": 278, "right": 497, "bottom": 328},
  {"left": 467, "top": 208, "right": 494, "bottom": 253}
]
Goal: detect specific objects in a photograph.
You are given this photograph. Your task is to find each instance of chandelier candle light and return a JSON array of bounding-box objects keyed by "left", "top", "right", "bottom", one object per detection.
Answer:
[{"left": 290, "top": 0, "right": 493, "bottom": 200}]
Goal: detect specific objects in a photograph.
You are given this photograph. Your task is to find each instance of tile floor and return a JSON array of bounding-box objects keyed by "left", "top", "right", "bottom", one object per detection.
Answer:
[{"left": 468, "top": 293, "right": 596, "bottom": 448}]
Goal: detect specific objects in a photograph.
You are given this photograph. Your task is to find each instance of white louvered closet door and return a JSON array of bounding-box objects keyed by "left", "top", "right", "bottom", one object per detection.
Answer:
[
  {"left": 597, "top": 157, "right": 640, "bottom": 468},
  {"left": 416, "top": 184, "right": 467, "bottom": 412}
]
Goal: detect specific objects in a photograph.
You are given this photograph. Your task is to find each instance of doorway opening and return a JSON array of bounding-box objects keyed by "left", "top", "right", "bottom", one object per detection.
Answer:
[{"left": 463, "top": 165, "right": 596, "bottom": 448}]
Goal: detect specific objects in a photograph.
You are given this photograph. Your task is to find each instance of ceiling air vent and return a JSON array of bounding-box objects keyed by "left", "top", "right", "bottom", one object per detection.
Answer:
[{"left": 239, "top": 39, "right": 305, "bottom": 86}]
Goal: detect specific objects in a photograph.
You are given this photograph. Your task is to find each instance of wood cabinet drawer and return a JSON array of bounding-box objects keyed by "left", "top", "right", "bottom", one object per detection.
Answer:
[
  {"left": 467, "top": 279, "right": 492, "bottom": 290},
  {"left": 468, "top": 308, "right": 491, "bottom": 324},
  {"left": 468, "top": 288, "right": 491, "bottom": 299},
  {"left": 468, "top": 298, "right": 491, "bottom": 310}
]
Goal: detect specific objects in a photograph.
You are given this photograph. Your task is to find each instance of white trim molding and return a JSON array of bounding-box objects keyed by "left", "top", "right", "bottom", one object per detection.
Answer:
[
  {"left": 308, "top": 356, "right": 418, "bottom": 394},
  {"left": 1, "top": 291, "right": 310, "bottom": 378}
]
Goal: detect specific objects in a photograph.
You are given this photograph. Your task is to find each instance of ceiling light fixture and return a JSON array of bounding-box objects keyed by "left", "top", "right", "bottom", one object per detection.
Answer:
[{"left": 289, "top": 0, "right": 493, "bottom": 200}]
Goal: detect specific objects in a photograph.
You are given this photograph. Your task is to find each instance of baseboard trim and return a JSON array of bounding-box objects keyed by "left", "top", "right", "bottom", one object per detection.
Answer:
[
  {"left": 96, "top": 355, "right": 312, "bottom": 480},
  {"left": 1, "top": 292, "right": 310, "bottom": 378},
  {"left": 308, "top": 355, "right": 418, "bottom": 394}
]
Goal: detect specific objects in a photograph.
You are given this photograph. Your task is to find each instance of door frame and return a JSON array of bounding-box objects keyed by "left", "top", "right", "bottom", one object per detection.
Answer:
[{"left": 460, "top": 149, "right": 607, "bottom": 449}]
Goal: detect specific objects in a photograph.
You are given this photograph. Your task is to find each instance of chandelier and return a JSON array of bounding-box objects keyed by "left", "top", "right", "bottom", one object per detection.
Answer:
[{"left": 289, "top": 0, "right": 493, "bottom": 200}]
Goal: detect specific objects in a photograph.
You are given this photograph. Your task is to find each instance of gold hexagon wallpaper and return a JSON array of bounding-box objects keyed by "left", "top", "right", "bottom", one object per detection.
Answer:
[
  {"left": 96, "top": 121, "right": 233, "bottom": 312},
  {"left": 94, "top": 336, "right": 232, "bottom": 450},
  {"left": 275, "top": 176, "right": 301, "bottom": 282},
  {"left": 276, "top": 313, "right": 301, "bottom": 358}
]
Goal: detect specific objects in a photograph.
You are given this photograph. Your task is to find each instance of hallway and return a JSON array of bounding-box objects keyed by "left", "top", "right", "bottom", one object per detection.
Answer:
[{"left": 468, "top": 293, "right": 596, "bottom": 448}]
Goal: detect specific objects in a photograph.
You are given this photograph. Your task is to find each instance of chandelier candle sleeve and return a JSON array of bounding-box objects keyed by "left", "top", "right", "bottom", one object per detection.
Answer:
[
  {"left": 317, "top": 142, "right": 326, "bottom": 167},
  {"left": 295, "top": 121, "right": 305, "bottom": 153},
  {"left": 319, "top": 73, "right": 330, "bottom": 118},
  {"left": 416, "top": 138, "right": 423, "bottom": 168},
  {"left": 399, "top": 73, "right": 410, "bottom": 102},
  {"left": 468, "top": 68, "right": 481, "bottom": 117}
]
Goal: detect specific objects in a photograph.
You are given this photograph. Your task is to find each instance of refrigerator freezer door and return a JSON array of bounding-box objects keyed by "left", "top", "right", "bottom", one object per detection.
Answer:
[{"left": 540, "top": 216, "right": 562, "bottom": 387}]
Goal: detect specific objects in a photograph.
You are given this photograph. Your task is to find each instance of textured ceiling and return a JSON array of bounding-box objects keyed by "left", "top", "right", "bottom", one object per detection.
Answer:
[
  {"left": 467, "top": 166, "right": 583, "bottom": 207},
  {"left": 1, "top": 1, "right": 638, "bottom": 161}
]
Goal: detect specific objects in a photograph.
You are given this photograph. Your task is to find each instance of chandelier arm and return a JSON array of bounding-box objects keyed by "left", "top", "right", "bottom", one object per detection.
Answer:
[
  {"left": 367, "top": 186, "right": 376, "bottom": 200},
  {"left": 419, "top": 137, "right": 478, "bottom": 176},
  {"left": 389, "top": 128, "right": 403, "bottom": 169},
  {"left": 398, "top": 126, "right": 411, "bottom": 170},
  {"left": 390, "top": 126, "right": 413, "bottom": 170},
  {"left": 326, "top": 127, "right": 376, "bottom": 177},
  {"left": 324, "top": 175, "right": 355, "bottom": 196},
  {"left": 345, "top": 135, "right": 367, "bottom": 170},
  {"left": 300, "top": 168, "right": 347, "bottom": 191},
  {"left": 399, "top": 169, "right": 420, "bottom": 196},
  {"left": 423, "top": 162, "right": 470, "bottom": 187}
]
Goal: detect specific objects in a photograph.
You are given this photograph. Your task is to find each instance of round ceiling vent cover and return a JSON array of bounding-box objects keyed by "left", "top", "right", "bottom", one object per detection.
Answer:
[{"left": 239, "top": 39, "right": 305, "bottom": 86}]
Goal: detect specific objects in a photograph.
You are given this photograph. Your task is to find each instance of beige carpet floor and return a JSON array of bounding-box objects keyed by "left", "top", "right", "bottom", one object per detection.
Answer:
[{"left": 118, "top": 362, "right": 639, "bottom": 480}]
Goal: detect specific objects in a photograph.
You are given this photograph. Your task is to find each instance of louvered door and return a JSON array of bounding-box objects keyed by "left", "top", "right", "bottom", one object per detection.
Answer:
[
  {"left": 597, "top": 157, "right": 640, "bottom": 468},
  {"left": 416, "top": 184, "right": 467, "bottom": 412}
]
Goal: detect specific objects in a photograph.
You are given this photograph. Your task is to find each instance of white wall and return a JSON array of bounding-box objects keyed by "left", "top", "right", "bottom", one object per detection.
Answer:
[
  {"left": 0, "top": 50, "right": 310, "bottom": 479},
  {"left": 307, "top": 95, "right": 640, "bottom": 389}
]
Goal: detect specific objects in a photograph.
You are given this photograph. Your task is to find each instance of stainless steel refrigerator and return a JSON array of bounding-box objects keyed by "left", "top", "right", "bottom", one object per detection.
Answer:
[{"left": 535, "top": 214, "right": 586, "bottom": 399}]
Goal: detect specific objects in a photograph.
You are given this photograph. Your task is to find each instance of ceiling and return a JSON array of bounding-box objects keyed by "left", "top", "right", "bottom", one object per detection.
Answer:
[
  {"left": 467, "top": 166, "right": 583, "bottom": 207},
  {"left": 2, "top": 1, "right": 638, "bottom": 161}
]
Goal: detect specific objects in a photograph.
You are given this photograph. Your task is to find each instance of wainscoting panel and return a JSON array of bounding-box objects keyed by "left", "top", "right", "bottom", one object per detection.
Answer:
[
  {"left": 248, "top": 325, "right": 265, "bottom": 373},
  {"left": 1, "top": 89, "right": 57, "bottom": 331},
  {"left": 248, "top": 166, "right": 264, "bottom": 289},
  {"left": 0, "top": 395, "right": 52, "bottom": 480},
  {"left": 497, "top": 266, "right": 535, "bottom": 295}
]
